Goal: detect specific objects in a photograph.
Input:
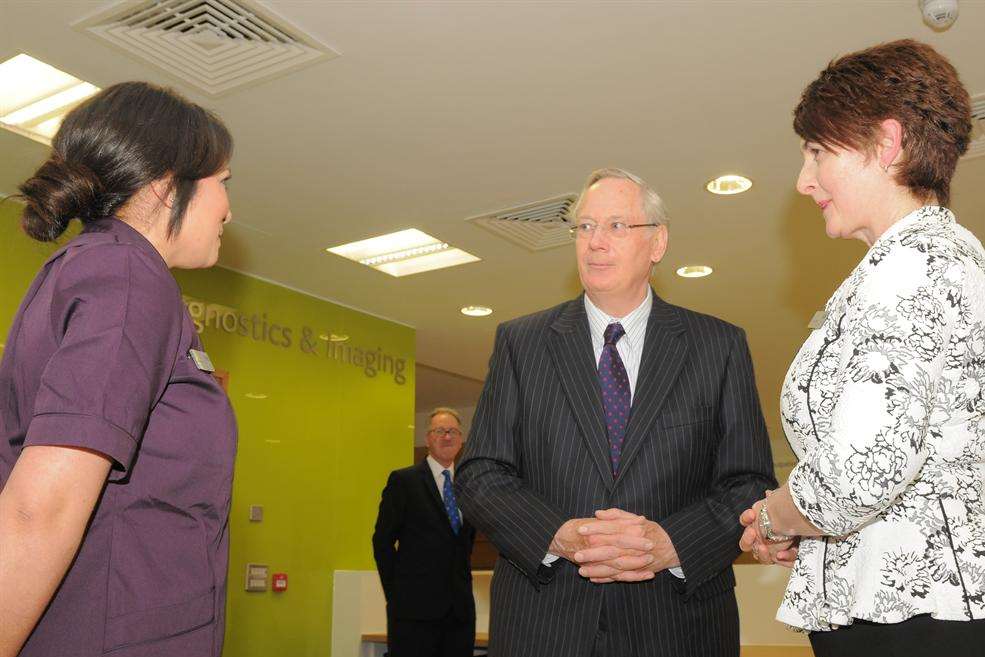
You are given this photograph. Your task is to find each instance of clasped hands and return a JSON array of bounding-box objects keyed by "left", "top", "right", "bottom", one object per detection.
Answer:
[
  {"left": 737, "top": 495, "right": 799, "bottom": 568},
  {"left": 549, "top": 508, "right": 679, "bottom": 583}
]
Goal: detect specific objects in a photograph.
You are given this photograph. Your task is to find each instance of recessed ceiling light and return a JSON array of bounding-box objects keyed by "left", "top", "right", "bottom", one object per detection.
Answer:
[
  {"left": 245, "top": 392, "right": 268, "bottom": 399},
  {"left": 327, "top": 229, "right": 480, "bottom": 277},
  {"left": 0, "top": 54, "right": 100, "bottom": 145},
  {"left": 706, "top": 174, "right": 752, "bottom": 195},
  {"left": 461, "top": 305, "right": 493, "bottom": 317},
  {"left": 676, "top": 265, "right": 713, "bottom": 278}
]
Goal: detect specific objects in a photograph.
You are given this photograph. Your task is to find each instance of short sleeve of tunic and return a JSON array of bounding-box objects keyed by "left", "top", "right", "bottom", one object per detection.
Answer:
[{"left": 24, "top": 243, "right": 182, "bottom": 479}]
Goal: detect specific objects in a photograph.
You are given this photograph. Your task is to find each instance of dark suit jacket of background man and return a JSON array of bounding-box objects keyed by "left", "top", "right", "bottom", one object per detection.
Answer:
[
  {"left": 456, "top": 292, "right": 777, "bottom": 657},
  {"left": 373, "top": 459, "right": 476, "bottom": 627}
]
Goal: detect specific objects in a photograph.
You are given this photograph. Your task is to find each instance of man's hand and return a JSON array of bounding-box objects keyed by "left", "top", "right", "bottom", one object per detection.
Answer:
[
  {"left": 549, "top": 509, "right": 656, "bottom": 581},
  {"left": 566, "top": 508, "right": 680, "bottom": 583},
  {"left": 549, "top": 511, "right": 653, "bottom": 568}
]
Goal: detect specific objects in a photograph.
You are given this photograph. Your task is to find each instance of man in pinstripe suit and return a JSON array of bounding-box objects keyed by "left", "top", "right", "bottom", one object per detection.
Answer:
[{"left": 456, "top": 168, "right": 776, "bottom": 657}]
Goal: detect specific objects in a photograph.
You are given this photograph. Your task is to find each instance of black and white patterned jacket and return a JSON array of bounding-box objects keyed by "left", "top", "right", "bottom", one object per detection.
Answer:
[{"left": 778, "top": 206, "right": 985, "bottom": 631}]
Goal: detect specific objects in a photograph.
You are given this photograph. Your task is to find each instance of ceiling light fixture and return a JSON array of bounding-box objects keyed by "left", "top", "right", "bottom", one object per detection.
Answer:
[
  {"left": 461, "top": 306, "right": 493, "bottom": 317},
  {"left": 705, "top": 175, "right": 752, "bottom": 195},
  {"left": 245, "top": 392, "right": 268, "bottom": 400},
  {"left": 0, "top": 54, "right": 100, "bottom": 145},
  {"left": 327, "top": 229, "right": 480, "bottom": 277},
  {"left": 360, "top": 242, "right": 449, "bottom": 266},
  {"left": 676, "top": 265, "right": 713, "bottom": 278}
]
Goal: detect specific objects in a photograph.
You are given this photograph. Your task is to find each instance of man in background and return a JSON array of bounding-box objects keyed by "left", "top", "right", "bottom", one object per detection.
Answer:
[{"left": 373, "top": 407, "right": 476, "bottom": 657}]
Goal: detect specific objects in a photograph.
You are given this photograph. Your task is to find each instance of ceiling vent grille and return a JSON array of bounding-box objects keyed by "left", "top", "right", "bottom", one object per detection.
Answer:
[
  {"left": 964, "top": 94, "right": 985, "bottom": 161},
  {"left": 74, "top": 0, "right": 339, "bottom": 96},
  {"left": 467, "top": 194, "right": 577, "bottom": 252}
]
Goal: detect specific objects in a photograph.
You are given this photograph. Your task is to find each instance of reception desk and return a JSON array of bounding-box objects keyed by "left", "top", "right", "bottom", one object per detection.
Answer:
[{"left": 332, "top": 567, "right": 811, "bottom": 657}]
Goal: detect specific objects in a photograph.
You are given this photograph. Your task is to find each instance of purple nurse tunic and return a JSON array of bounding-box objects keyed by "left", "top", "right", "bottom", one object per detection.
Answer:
[{"left": 0, "top": 218, "right": 237, "bottom": 656}]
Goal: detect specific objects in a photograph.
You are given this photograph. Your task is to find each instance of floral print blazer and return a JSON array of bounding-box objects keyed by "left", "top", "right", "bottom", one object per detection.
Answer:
[{"left": 777, "top": 206, "right": 985, "bottom": 631}]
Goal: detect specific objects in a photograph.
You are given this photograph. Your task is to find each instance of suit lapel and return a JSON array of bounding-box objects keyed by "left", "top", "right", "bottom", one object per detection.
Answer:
[
  {"left": 546, "top": 296, "right": 614, "bottom": 491},
  {"left": 614, "top": 293, "right": 688, "bottom": 487}
]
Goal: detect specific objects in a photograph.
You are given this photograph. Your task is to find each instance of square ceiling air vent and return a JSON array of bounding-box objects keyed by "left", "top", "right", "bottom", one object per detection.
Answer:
[
  {"left": 964, "top": 94, "right": 985, "bottom": 161},
  {"left": 467, "top": 194, "right": 577, "bottom": 252},
  {"left": 74, "top": 0, "right": 339, "bottom": 96}
]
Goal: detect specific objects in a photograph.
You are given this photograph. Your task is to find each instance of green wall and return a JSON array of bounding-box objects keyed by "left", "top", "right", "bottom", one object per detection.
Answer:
[{"left": 0, "top": 200, "right": 415, "bottom": 656}]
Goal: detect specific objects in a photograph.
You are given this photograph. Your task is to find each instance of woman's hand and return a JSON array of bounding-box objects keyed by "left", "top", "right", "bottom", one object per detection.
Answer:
[{"left": 739, "top": 497, "right": 799, "bottom": 568}]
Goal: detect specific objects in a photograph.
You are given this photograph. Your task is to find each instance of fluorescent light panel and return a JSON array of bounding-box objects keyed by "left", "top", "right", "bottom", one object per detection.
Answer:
[
  {"left": 327, "top": 229, "right": 480, "bottom": 277},
  {"left": 0, "top": 54, "right": 100, "bottom": 145}
]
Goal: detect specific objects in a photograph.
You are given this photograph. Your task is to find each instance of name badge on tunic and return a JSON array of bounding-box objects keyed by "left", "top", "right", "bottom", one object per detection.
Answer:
[
  {"left": 189, "top": 349, "right": 215, "bottom": 372},
  {"left": 808, "top": 311, "right": 828, "bottom": 330}
]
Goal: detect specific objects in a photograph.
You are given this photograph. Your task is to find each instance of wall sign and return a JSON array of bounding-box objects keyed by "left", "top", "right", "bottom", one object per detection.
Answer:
[{"left": 183, "top": 296, "right": 408, "bottom": 385}]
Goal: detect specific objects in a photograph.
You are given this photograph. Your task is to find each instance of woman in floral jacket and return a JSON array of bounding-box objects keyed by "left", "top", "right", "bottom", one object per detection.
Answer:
[{"left": 739, "top": 39, "right": 985, "bottom": 656}]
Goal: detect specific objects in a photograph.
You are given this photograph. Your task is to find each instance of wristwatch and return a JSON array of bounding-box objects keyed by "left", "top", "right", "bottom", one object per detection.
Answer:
[{"left": 758, "top": 501, "right": 792, "bottom": 543}]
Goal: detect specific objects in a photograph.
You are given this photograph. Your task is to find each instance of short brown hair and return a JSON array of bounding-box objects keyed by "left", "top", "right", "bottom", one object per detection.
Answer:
[
  {"left": 429, "top": 407, "right": 461, "bottom": 425},
  {"left": 793, "top": 39, "right": 972, "bottom": 206}
]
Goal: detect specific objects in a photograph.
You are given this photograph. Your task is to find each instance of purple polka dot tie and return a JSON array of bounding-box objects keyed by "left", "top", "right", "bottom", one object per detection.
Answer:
[{"left": 599, "top": 323, "right": 630, "bottom": 475}]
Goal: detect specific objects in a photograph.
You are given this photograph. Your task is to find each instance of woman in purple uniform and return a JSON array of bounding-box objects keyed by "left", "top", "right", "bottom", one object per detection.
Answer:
[{"left": 0, "top": 82, "right": 237, "bottom": 657}]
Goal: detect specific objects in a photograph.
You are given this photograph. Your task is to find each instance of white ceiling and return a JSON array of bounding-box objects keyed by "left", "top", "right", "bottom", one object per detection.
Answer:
[{"left": 2, "top": 1, "right": 984, "bottom": 463}]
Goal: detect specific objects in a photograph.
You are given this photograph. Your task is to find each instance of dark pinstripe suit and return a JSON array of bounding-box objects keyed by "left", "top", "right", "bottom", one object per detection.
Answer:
[{"left": 456, "top": 292, "right": 776, "bottom": 657}]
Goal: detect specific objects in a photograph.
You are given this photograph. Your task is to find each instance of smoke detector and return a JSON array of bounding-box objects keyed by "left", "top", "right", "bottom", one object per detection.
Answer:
[
  {"left": 74, "top": 0, "right": 339, "bottom": 96},
  {"left": 920, "top": 0, "right": 959, "bottom": 30}
]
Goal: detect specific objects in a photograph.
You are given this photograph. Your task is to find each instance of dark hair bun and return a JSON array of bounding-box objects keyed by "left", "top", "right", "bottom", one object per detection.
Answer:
[
  {"left": 18, "top": 156, "right": 104, "bottom": 241},
  {"left": 13, "top": 81, "right": 232, "bottom": 243}
]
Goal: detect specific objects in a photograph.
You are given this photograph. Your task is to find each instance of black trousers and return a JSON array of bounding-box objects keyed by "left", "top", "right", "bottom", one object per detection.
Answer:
[
  {"left": 387, "top": 610, "right": 475, "bottom": 657},
  {"left": 810, "top": 614, "right": 985, "bottom": 657}
]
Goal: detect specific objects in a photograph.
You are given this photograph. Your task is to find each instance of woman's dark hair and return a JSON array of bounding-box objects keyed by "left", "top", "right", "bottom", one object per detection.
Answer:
[
  {"left": 15, "top": 81, "right": 233, "bottom": 242},
  {"left": 793, "top": 39, "right": 972, "bottom": 206}
]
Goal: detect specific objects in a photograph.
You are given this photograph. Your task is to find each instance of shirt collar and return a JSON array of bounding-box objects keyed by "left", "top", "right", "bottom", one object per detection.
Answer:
[
  {"left": 426, "top": 455, "right": 454, "bottom": 479},
  {"left": 80, "top": 217, "right": 168, "bottom": 267},
  {"left": 870, "top": 205, "right": 955, "bottom": 250},
  {"left": 584, "top": 289, "right": 652, "bottom": 348}
]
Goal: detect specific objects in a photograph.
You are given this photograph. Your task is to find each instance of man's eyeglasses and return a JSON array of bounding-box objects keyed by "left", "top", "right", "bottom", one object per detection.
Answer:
[
  {"left": 568, "top": 221, "right": 660, "bottom": 240},
  {"left": 428, "top": 428, "right": 462, "bottom": 438}
]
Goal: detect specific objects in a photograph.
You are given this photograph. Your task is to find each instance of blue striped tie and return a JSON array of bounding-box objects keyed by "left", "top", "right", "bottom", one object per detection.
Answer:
[{"left": 441, "top": 470, "right": 462, "bottom": 534}]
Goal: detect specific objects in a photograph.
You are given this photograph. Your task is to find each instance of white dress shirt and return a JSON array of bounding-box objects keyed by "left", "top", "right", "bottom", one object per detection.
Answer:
[
  {"left": 546, "top": 289, "right": 684, "bottom": 578},
  {"left": 584, "top": 290, "right": 652, "bottom": 405}
]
